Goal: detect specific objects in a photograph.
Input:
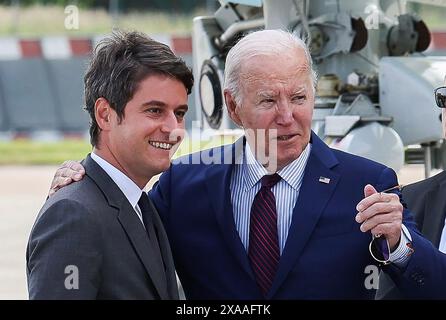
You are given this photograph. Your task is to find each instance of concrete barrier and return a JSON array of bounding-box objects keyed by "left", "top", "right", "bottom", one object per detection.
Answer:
[
  {"left": 0, "top": 34, "right": 195, "bottom": 137},
  {"left": 0, "top": 32, "right": 445, "bottom": 136}
]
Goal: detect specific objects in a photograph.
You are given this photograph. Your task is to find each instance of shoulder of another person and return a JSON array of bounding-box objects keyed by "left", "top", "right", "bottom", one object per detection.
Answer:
[
  {"left": 331, "top": 147, "right": 388, "bottom": 174},
  {"left": 404, "top": 170, "right": 446, "bottom": 195},
  {"left": 44, "top": 177, "right": 106, "bottom": 216},
  {"left": 54, "top": 174, "right": 96, "bottom": 197},
  {"left": 170, "top": 145, "right": 234, "bottom": 176},
  {"left": 434, "top": 170, "right": 446, "bottom": 185}
]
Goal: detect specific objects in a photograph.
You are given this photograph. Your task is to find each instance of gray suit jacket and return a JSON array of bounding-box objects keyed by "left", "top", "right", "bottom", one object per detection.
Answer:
[
  {"left": 376, "top": 170, "right": 446, "bottom": 299},
  {"left": 26, "top": 154, "right": 179, "bottom": 299}
]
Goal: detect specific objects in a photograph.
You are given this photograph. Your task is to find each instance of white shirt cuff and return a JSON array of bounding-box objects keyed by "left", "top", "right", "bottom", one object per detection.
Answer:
[{"left": 389, "top": 224, "right": 413, "bottom": 267}]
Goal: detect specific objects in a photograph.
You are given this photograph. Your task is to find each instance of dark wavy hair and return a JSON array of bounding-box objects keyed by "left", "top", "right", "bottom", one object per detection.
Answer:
[{"left": 84, "top": 30, "right": 194, "bottom": 147}]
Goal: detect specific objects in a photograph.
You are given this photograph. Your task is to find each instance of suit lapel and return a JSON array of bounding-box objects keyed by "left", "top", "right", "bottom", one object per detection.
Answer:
[
  {"left": 147, "top": 197, "right": 179, "bottom": 299},
  {"left": 268, "top": 133, "right": 340, "bottom": 298},
  {"left": 205, "top": 139, "right": 257, "bottom": 282},
  {"left": 117, "top": 201, "right": 169, "bottom": 299},
  {"left": 83, "top": 155, "right": 169, "bottom": 299},
  {"left": 421, "top": 175, "right": 446, "bottom": 246}
]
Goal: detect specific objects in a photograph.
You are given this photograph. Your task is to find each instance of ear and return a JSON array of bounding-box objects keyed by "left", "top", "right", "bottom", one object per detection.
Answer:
[
  {"left": 224, "top": 89, "right": 242, "bottom": 127},
  {"left": 94, "top": 97, "right": 113, "bottom": 132}
]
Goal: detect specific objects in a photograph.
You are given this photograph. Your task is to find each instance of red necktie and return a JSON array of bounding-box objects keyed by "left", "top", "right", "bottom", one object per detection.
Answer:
[{"left": 248, "top": 173, "right": 281, "bottom": 296}]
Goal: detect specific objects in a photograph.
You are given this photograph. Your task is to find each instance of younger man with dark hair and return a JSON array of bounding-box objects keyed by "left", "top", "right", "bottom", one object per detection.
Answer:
[{"left": 26, "top": 31, "right": 193, "bottom": 299}]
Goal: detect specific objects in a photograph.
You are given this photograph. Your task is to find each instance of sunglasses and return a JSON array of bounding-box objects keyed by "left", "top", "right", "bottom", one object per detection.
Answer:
[
  {"left": 369, "top": 234, "right": 391, "bottom": 265},
  {"left": 435, "top": 86, "right": 446, "bottom": 108}
]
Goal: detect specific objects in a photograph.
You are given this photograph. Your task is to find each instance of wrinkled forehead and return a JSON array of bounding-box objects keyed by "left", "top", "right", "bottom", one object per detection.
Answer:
[
  {"left": 240, "top": 52, "right": 312, "bottom": 91},
  {"left": 241, "top": 47, "right": 310, "bottom": 74}
]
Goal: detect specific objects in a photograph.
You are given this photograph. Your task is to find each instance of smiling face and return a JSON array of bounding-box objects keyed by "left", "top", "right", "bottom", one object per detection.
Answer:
[
  {"left": 226, "top": 48, "right": 314, "bottom": 172},
  {"left": 99, "top": 74, "right": 188, "bottom": 187}
]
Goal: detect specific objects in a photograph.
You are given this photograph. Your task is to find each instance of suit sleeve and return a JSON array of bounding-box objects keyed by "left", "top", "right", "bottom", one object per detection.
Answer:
[
  {"left": 377, "top": 168, "right": 446, "bottom": 299},
  {"left": 27, "top": 199, "right": 103, "bottom": 299},
  {"left": 384, "top": 231, "right": 446, "bottom": 299}
]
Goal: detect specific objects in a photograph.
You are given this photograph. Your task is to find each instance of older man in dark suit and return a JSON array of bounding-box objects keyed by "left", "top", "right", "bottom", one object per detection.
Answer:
[
  {"left": 48, "top": 30, "right": 446, "bottom": 299},
  {"left": 402, "top": 171, "right": 446, "bottom": 249},
  {"left": 377, "top": 78, "right": 446, "bottom": 299},
  {"left": 404, "top": 81, "right": 446, "bottom": 251},
  {"left": 26, "top": 31, "right": 193, "bottom": 299}
]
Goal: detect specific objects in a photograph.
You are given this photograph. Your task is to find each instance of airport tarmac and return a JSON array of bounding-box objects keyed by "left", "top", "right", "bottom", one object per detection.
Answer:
[{"left": 0, "top": 164, "right": 437, "bottom": 299}]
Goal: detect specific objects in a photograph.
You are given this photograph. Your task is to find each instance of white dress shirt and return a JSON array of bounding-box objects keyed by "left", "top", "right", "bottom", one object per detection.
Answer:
[
  {"left": 91, "top": 152, "right": 146, "bottom": 226},
  {"left": 439, "top": 218, "right": 446, "bottom": 253}
]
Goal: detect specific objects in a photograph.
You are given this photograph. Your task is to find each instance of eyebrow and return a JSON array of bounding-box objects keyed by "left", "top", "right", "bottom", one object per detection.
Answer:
[
  {"left": 257, "top": 91, "right": 276, "bottom": 98},
  {"left": 141, "top": 100, "right": 189, "bottom": 110},
  {"left": 291, "top": 88, "right": 307, "bottom": 95},
  {"left": 257, "top": 86, "right": 307, "bottom": 98}
]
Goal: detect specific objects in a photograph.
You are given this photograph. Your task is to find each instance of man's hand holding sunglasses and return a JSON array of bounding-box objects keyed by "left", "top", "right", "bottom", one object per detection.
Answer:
[
  {"left": 356, "top": 184, "right": 403, "bottom": 250},
  {"left": 355, "top": 184, "right": 413, "bottom": 265}
]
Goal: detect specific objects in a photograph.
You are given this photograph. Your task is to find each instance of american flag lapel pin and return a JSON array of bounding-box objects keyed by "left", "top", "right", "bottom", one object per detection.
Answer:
[{"left": 319, "top": 176, "right": 330, "bottom": 184}]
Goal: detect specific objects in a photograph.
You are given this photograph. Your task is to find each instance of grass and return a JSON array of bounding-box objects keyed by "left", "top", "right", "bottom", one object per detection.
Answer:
[
  {"left": 0, "top": 134, "right": 242, "bottom": 165},
  {"left": 2, "top": 4, "right": 445, "bottom": 38},
  {"left": 0, "top": 5, "right": 204, "bottom": 37},
  {"left": 0, "top": 139, "right": 91, "bottom": 165}
]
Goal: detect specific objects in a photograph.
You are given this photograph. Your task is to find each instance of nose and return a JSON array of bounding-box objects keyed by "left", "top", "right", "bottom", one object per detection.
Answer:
[
  {"left": 160, "top": 111, "right": 185, "bottom": 143},
  {"left": 276, "top": 100, "right": 294, "bottom": 126},
  {"left": 160, "top": 111, "right": 179, "bottom": 133}
]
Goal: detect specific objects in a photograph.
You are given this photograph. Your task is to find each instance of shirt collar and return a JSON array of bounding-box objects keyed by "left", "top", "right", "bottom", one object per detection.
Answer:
[
  {"left": 243, "top": 141, "right": 312, "bottom": 191},
  {"left": 91, "top": 152, "right": 143, "bottom": 209}
]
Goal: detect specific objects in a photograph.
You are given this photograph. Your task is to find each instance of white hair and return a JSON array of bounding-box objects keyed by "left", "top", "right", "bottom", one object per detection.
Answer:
[{"left": 224, "top": 29, "right": 318, "bottom": 105}]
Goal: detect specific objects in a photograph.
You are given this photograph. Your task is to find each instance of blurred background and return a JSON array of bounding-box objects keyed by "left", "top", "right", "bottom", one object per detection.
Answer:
[
  {"left": 0, "top": 0, "right": 231, "bottom": 300},
  {"left": 0, "top": 0, "right": 445, "bottom": 299}
]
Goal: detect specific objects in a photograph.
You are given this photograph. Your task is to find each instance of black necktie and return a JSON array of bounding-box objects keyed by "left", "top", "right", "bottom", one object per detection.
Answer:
[
  {"left": 138, "top": 193, "right": 165, "bottom": 266},
  {"left": 138, "top": 193, "right": 155, "bottom": 239}
]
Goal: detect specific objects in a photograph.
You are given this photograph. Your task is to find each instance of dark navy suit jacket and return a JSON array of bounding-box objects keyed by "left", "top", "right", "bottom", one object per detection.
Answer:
[{"left": 150, "top": 132, "right": 446, "bottom": 299}]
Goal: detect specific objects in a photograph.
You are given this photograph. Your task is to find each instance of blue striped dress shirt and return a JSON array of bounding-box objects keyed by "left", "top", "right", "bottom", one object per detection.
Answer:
[
  {"left": 230, "top": 142, "right": 312, "bottom": 254},
  {"left": 229, "top": 140, "right": 412, "bottom": 265}
]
